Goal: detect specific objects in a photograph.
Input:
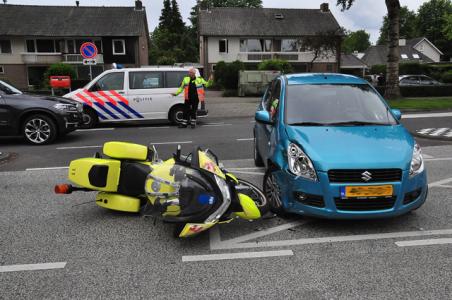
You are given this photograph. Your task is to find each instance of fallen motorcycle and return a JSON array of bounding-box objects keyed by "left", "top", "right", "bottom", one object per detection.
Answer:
[{"left": 55, "top": 141, "right": 268, "bottom": 237}]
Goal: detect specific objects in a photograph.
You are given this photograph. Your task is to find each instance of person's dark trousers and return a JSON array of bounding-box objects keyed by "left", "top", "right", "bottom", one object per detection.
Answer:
[{"left": 180, "top": 99, "right": 199, "bottom": 128}]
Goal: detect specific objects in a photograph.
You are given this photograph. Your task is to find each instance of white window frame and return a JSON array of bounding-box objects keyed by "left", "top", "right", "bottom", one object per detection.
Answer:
[
  {"left": 219, "top": 39, "right": 228, "bottom": 53},
  {"left": 0, "top": 65, "right": 4, "bottom": 74},
  {"left": 0, "top": 39, "right": 12, "bottom": 54},
  {"left": 112, "top": 39, "right": 126, "bottom": 55}
]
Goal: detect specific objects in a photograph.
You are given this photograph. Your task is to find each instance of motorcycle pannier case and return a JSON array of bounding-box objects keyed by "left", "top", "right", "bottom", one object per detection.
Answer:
[
  {"left": 68, "top": 158, "right": 121, "bottom": 192},
  {"left": 103, "top": 142, "right": 148, "bottom": 161}
]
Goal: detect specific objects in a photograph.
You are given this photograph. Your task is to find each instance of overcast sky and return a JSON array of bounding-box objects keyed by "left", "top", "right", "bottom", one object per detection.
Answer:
[{"left": 7, "top": 0, "right": 429, "bottom": 43}]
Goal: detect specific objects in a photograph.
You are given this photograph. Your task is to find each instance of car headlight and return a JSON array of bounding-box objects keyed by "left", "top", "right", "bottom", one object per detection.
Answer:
[
  {"left": 409, "top": 142, "right": 424, "bottom": 177},
  {"left": 287, "top": 143, "right": 318, "bottom": 181},
  {"left": 53, "top": 103, "right": 78, "bottom": 112}
]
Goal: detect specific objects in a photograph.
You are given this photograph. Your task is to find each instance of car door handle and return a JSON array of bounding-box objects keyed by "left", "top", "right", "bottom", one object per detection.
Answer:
[{"left": 117, "top": 91, "right": 125, "bottom": 95}]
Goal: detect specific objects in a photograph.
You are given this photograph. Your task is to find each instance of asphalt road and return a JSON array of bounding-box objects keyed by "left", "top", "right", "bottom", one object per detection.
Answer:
[{"left": 1, "top": 99, "right": 452, "bottom": 299}]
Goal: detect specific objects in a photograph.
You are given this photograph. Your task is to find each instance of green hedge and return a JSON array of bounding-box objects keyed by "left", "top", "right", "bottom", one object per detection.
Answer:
[
  {"left": 43, "top": 63, "right": 76, "bottom": 88},
  {"left": 214, "top": 60, "right": 245, "bottom": 90},
  {"left": 375, "top": 85, "right": 452, "bottom": 97},
  {"left": 258, "top": 59, "right": 293, "bottom": 74},
  {"left": 442, "top": 70, "right": 452, "bottom": 84}
]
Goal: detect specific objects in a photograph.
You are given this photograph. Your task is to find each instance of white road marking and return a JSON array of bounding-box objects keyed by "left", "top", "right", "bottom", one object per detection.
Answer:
[
  {"left": 231, "top": 171, "right": 265, "bottom": 175},
  {"left": 57, "top": 145, "right": 101, "bottom": 150},
  {"left": 417, "top": 128, "right": 434, "bottom": 134},
  {"left": 425, "top": 157, "right": 452, "bottom": 162},
  {"left": 430, "top": 128, "right": 449, "bottom": 136},
  {"left": 422, "top": 154, "right": 434, "bottom": 159},
  {"left": 395, "top": 238, "right": 452, "bottom": 247},
  {"left": 182, "top": 250, "right": 293, "bottom": 262},
  {"left": 429, "top": 177, "right": 452, "bottom": 188},
  {"left": 56, "top": 141, "right": 192, "bottom": 150},
  {"left": 438, "top": 185, "right": 452, "bottom": 189},
  {"left": 26, "top": 166, "right": 69, "bottom": 171},
  {"left": 211, "top": 221, "right": 307, "bottom": 249},
  {"left": 139, "top": 126, "right": 171, "bottom": 130},
  {"left": 76, "top": 128, "right": 115, "bottom": 132},
  {"left": 445, "top": 131, "right": 452, "bottom": 137},
  {"left": 202, "top": 124, "right": 232, "bottom": 127},
  {"left": 0, "top": 262, "right": 66, "bottom": 273},
  {"left": 227, "top": 167, "right": 265, "bottom": 171},
  {"left": 211, "top": 228, "right": 452, "bottom": 250},
  {"left": 404, "top": 112, "right": 452, "bottom": 119},
  {"left": 237, "top": 138, "right": 253, "bottom": 141}
]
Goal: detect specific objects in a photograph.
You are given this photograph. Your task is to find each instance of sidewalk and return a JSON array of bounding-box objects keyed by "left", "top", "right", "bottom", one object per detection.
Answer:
[{"left": 205, "top": 91, "right": 260, "bottom": 119}]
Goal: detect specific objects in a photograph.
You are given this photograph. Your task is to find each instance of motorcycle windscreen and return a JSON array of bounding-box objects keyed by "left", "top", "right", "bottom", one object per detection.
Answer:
[{"left": 198, "top": 151, "right": 226, "bottom": 179}]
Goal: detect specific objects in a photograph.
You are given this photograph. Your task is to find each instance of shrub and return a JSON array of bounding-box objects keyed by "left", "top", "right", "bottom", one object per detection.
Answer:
[
  {"left": 258, "top": 59, "right": 293, "bottom": 74},
  {"left": 370, "top": 64, "right": 386, "bottom": 75},
  {"left": 442, "top": 70, "right": 452, "bottom": 84},
  {"left": 43, "top": 63, "right": 76, "bottom": 88},
  {"left": 156, "top": 56, "right": 176, "bottom": 65},
  {"left": 399, "top": 62, "right": 429, "bottom": 75},
  {"left": 214, "top": 60, "right": 245, "bottom": 90}
]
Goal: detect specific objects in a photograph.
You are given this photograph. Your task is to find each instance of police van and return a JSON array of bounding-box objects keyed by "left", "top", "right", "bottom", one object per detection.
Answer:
[{"left": 64, "top": 67, "right": 207, "bottom": 128}]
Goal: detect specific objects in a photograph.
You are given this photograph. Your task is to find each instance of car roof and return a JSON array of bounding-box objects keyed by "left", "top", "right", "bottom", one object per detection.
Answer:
[
  {"left": 106, "top": 67, "right": 190, "bottom": 73},
  {"left": 285, "top": 73, "right": 367, "bottom": 85}
]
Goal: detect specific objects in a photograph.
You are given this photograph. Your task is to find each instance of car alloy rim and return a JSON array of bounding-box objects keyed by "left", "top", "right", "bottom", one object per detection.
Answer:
[
  {"left": 265, "top": 173, "right": 282, "bottom": 209},
  {"left": 24, "top": 118, "right": 51, "bottom": 144},
  {"left": 175, "top": 110, "right": 184, "bottom": 122},
  {"left": 82, "top": 113, "right": 92, "bottom": 125}
]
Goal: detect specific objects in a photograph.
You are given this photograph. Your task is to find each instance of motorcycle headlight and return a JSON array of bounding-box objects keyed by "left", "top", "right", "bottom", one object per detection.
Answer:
[
  {"left": 409, "top": 142, "right": 424, "bottom": 177},
  {"left": 53, "top": 103, "right": 77, "bottom": 112},
  {"left": 287, "top": 143, "right": 318, "bottom": 181}
]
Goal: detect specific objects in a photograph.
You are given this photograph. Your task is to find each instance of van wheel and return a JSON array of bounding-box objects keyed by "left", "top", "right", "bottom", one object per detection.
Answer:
[
  {"left": 81, "top": 107, "right": 98, "bottom": 129},
  {"left": 169, "top": 105, "right": 185, "bottom": 125}
]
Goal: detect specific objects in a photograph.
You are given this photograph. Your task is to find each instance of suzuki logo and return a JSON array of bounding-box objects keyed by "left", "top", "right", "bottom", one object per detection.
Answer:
[{"left": 361, "top": 171, "right": 372, "bottom": 182}]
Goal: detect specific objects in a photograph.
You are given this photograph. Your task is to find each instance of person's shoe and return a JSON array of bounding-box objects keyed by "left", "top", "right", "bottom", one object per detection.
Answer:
[{"left": 178, "top": 123, "right": 187, "bottom": 128}]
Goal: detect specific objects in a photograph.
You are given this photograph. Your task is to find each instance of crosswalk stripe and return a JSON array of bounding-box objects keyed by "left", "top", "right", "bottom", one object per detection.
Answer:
[
  {"left": 430, "top": 128, "right": 449, "bottom": 136},
  {"left": 417, "top": 128, "right": 435, "bottom": 134}
]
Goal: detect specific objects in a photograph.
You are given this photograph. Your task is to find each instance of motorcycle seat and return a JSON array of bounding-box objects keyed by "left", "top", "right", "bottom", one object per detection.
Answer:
[
  {"left": 103, "top": 141, "right": 150, "bottom": 161},
  {"left": 117, "top": 162, "right": 151, "bottom": 197}
]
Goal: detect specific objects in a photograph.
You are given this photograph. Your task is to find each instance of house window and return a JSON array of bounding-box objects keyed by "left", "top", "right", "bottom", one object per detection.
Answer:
[
  {"left": 67, "top": 40, "right": 76, "bottom": 54},
  {"left": 413, "top": 54, "right": 420, "bottom": 59},
  {"left": 219, "top": 39, "right": 228, "bottom": 53},
  {"left": 0, "top": 65, "right": 4, "bottom": 74},
  {"left": 239, "top": 39, "right": 272, "bottom": 52},
  {"left": 281, "top": 39, "right": 298, "bottom": 52},
  {"left": 401, "top": 54, "right": 408, "bottom": 59},
  {"left": 36, "top": 39, "right": 55, "bottom": 53},
  {"left": 26, "top": 40, "right": 36, "bottom": 52},
  {"left": 113, "top": 39, "right": 126, "bottom": 55},
  {"left": 0, "top": 40, "right": 12, "bottom": 54}
]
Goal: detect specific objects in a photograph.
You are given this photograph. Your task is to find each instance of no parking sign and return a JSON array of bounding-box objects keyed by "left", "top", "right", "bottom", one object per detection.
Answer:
[{"left": 80, "top": 42, "right": 98, "bottom": 59}]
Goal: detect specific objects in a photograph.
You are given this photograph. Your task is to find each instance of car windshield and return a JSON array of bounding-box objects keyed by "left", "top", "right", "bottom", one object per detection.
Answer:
[
  {"left": 0, "top": 80, "right": 22, "bottom": 95},
  {"left": 285, "top": 84, "right": 397, "bottom": 126}
]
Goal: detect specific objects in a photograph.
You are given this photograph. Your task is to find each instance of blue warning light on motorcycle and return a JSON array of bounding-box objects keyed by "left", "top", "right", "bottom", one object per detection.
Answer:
[{"left": 198, "top": 194, "right": 215, "bottom": 205}]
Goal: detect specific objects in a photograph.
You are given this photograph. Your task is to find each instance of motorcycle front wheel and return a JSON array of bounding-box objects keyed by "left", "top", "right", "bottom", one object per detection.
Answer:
[{"left": 236, "top": 179, "right": 269, "bottom": 216}]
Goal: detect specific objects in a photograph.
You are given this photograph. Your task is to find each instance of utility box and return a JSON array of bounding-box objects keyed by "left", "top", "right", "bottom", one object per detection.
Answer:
[{"left": 238, "top": 70, "right": 280, "bottom": 97}]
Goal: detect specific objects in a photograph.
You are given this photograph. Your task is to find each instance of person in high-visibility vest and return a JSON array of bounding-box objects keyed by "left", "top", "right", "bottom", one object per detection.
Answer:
[{"left": 173, "top": 68, "right": 213, "bottom": 128}]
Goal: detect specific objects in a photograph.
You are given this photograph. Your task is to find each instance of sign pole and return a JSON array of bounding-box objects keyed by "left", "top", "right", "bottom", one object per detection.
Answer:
[{"left": 89, "top": 65, "right": 93, "bottom": 81}]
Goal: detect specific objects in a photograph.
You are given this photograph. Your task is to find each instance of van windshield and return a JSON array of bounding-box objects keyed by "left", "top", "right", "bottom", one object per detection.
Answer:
[{"left": 285, "top": 84, "right": 396, "bottom": 126}]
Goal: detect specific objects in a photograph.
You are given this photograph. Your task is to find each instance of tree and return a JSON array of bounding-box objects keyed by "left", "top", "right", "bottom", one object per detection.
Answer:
[
  {"left": 303, "top": 30, "right": 342, "bottom": 71},
  {"left": 377, "top": 6, "right": 418, "bottom": 45},
  {"left": 417, "top": 0, "right": 452, "bottom": 59},
  {"left": 159, "top": 0, "right": 173, "bottom": 29},
  {"left": 342, "top": 30, "right": 371, "bottom": 53},
  {"left": 337, "top": 0, "right": 401, "bottom": 99},
  {"left": 443, "top": 13, "right": 452, "bottom": 40}
]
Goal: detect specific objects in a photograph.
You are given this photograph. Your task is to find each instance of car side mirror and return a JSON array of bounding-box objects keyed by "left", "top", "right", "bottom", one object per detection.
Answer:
[
  {"left": 391, "top": 109, "right": 402, "bottom": 121},
  {"left": 255, "top": 110, "right": 273, "bottom": 125}
]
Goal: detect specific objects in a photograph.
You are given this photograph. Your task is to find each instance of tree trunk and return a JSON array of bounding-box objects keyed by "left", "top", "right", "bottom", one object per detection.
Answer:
[{"left": 384, "top": 0, "right": 401, "bottom": 99}]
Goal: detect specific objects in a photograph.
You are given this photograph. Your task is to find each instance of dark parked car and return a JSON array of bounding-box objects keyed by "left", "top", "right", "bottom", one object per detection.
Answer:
[
  {"left": 0, "top": 80, "right": 83, "bottom": 145},
  {"left": 399, "top": 75, "right": 442, "bottom": 86}
]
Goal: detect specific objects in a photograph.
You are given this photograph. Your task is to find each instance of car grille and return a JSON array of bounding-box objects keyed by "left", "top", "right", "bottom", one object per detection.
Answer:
[
  {"left": 293, "top": 192, "right": 325, "bottom": 208},
  {"left": 334, "top": 196, "right": 396, "bottom": 211},
  {"left": 328, "top": 169, "right": 402, "bottom": 183}
]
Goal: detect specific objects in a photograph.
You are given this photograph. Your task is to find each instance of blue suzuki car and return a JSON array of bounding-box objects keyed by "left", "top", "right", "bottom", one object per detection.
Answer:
[{"left": 254, "top": 73, "right": 427, "bottom": 219}]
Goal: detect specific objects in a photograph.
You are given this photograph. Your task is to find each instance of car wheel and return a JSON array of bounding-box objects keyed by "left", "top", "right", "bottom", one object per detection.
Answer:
[
  {"left": 81, "top": 107, "right": 98, "bottom": 129},
  {"left": 253, "top": 133, "right": 264, "bottom": 167},
  {"left": 169, "top": 105, "right": 185, "bottom": 125},
  {"left": 263, "top": 169, "right": 287, "bottom": 216},
  {"left": 22, "top": 114, "right": 57, "bottom": 145}
]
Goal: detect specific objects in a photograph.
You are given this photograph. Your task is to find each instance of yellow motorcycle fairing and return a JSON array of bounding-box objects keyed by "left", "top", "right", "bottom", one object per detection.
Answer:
[
  {"left": 198, "top": 151, "right": 226, "bottom": 179},
  {"left": 178, "top": 222, "right": 216, "bottom": 238},
  {"left": 103, "top": 141, "right": 149, "bottom": 161},
  {"left": 234, "top": 193, "right": 261, "bottom": 220},
  {"left": 69, "top": 158, "right": 121, "bottom": 192},
  {"left": 95, "top": 192, "right": 141, "bottom": 213}
]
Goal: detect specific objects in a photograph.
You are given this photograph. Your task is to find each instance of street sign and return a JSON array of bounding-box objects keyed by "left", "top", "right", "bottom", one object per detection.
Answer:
[
  {"left": 83, "top": 59, "right": 97, "bottom": 65},
  {"left": 80, "top": 42, "right": 98, "bottom": 59}
]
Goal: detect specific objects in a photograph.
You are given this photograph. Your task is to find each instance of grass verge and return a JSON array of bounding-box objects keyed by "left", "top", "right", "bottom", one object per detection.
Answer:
[{"left": 388, "top": 97, "right": 452, "bottom": 110}]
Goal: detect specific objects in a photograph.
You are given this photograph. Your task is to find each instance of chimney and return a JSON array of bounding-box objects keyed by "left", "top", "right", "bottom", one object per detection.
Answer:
[
  {"left": 399, "top": 38, "right": 406, "bottom": 46},
  {"left": 75, "top": 1, "right": 79, "bottom": 7},
  {"left": 320, "top": 3, "right": 329, "bottom": 12},
  {"left": 135, "top": 0, "right": 143, "bottom": 11}
]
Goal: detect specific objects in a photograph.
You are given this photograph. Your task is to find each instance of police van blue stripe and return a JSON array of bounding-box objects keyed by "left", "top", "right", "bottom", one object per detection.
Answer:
[
  {"left": 118, "top": 102, "right": 144, "bottom": 119},
  {"left": 106, "top": 103, "right": 131, "bottom": 119},
  {"left": 94, "top": 103, "right": 120, "bottom": 120}
]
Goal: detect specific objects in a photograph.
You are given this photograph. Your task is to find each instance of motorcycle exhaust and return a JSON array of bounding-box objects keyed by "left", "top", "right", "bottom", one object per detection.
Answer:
[{"left": 54, "top": 184, "right": 91, "bottom": 194}]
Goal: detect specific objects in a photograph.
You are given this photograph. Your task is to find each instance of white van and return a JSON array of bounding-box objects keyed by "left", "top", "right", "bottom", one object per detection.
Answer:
[{"left": 64, "top": 67, "right": 207, "bottom": 128}]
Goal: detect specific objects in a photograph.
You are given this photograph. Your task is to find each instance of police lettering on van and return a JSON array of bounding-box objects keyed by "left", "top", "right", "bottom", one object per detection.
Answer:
[{"left": 64, "top": 67, "right": 207, "bottom": 128}]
